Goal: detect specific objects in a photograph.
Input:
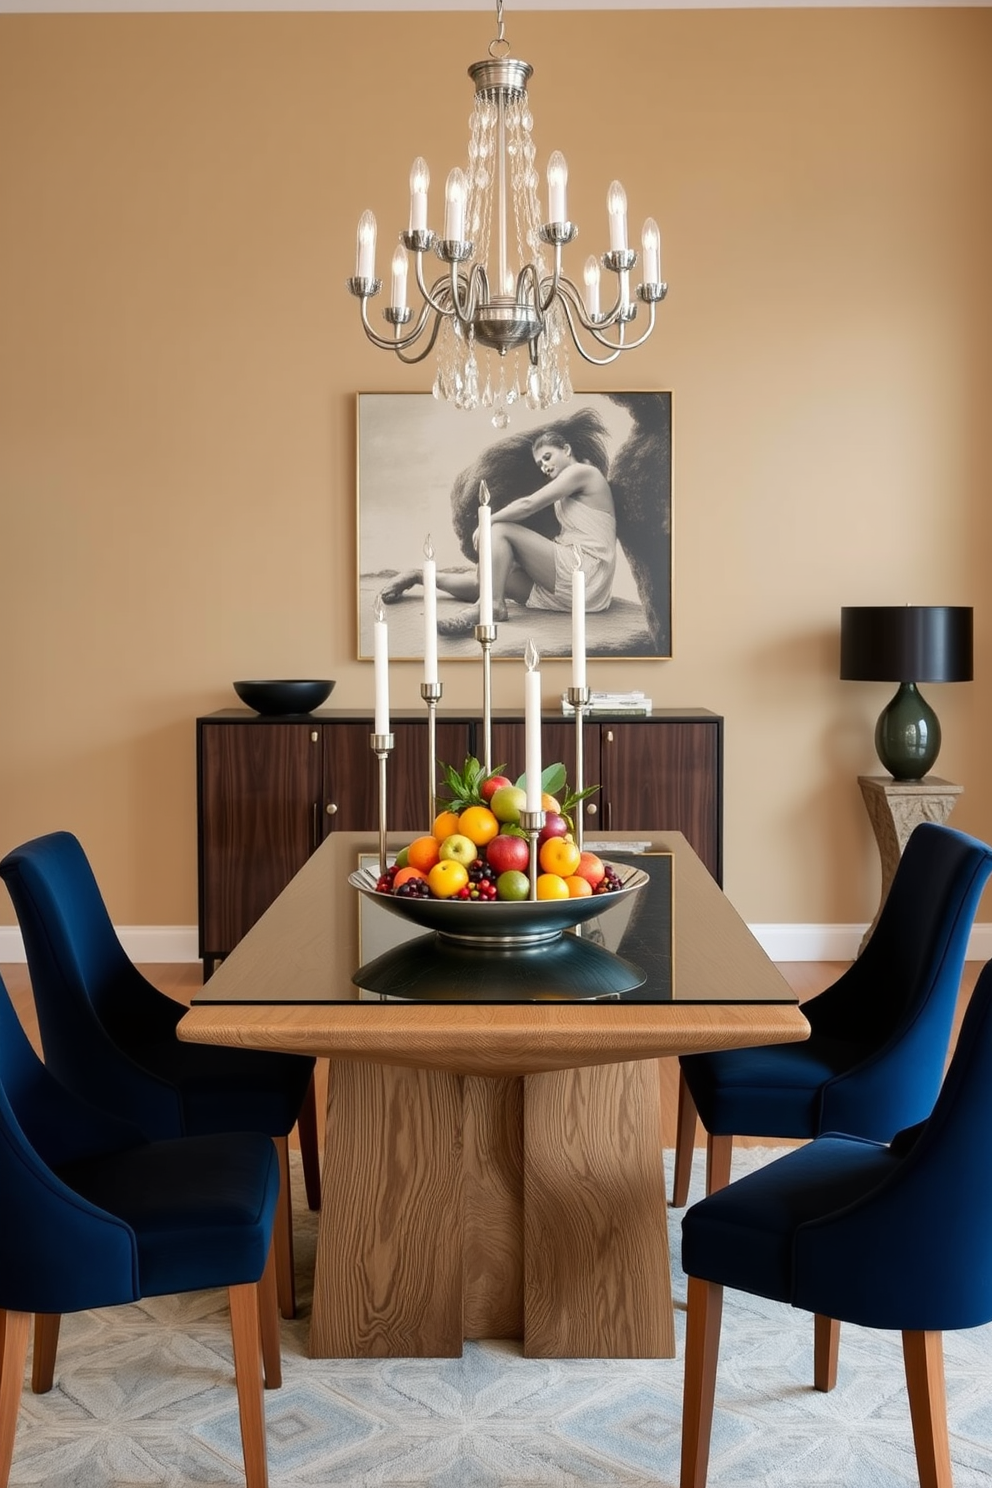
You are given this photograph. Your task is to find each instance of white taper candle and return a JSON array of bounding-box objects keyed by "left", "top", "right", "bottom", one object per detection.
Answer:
[
  {"left": 524, "top": 639, "right": 542, "bottom": 813},
  {"left": 571, "top": 548, "right": 586, "bottom": 690},
  {"left": 478, "top": 481, "right": 493, "bottom": 626},
  {"left": 423, "top": 536, "right": 438, "bottom": 686},
  {"left": 373, "top": 594, "right": 389, "bottom": 735}
]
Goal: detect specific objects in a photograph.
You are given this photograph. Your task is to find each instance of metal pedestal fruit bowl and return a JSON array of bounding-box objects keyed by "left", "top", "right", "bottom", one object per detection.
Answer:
[{"left": 349, "top": 861, "right": 648, "bottom": 947}]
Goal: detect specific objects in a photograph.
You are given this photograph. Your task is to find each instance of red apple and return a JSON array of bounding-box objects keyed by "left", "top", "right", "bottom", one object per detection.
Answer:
[
  {"left": 481, "top": 773, "right": 513, "bottom": 802},
  {"left": 537, "top": 811, "right": 570, "bottom": 846},
  {"left": 485, "top": 832, "right": 531, "bottom": 875}
]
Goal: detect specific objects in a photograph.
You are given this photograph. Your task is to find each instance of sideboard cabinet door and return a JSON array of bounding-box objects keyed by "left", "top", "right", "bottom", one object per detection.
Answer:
[
  {"left": 198, "top": 721, "right": 322, "bottom": 966},
  {"left": 600, "top": 721, "right": 722, "bottom": 881}
]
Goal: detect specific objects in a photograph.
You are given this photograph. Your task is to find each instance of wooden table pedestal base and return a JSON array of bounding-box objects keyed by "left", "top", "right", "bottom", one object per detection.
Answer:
[{"left": 311, "top": 1058, "right": 672, "bottom": 1360}]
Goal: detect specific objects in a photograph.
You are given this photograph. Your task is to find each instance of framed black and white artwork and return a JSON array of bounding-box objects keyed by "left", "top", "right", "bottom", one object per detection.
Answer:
[{"left": 356, "top": 391, "right": 672, "bottom": 662}]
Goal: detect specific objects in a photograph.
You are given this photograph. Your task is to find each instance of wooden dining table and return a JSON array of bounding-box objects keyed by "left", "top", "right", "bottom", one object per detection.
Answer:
[{"left": 178, "top": 830, "right": 808, "bottom": 1362}]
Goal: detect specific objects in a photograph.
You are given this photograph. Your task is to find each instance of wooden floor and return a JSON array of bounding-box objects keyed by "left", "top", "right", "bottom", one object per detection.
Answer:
[{"left": 1, "top": 959, "right": 983, "bottom": 1150}]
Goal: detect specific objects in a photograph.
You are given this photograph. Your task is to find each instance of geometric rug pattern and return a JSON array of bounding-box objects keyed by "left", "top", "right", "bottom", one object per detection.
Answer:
[{"left": 8, "top": 1148, "right": 992, "bottom": 1487}]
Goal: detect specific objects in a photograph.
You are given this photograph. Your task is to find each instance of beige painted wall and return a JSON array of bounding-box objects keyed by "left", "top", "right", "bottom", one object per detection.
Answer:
[{"left": 1, "top": 8, "right": 990, "bottom": 930}]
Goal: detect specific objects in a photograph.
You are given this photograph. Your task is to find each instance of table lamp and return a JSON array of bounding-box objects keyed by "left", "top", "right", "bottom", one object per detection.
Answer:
[{"left": 840, "top": 605, "right": 973, "bottom": 781}]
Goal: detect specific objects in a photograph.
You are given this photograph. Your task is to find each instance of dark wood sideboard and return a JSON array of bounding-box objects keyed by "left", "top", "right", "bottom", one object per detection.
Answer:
[{"left": 196, "top": 708, "right": 723, "bottom": 973}]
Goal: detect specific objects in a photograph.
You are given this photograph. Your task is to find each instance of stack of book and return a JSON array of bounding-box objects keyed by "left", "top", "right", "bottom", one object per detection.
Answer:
[{"left": 560, "top": 690, "right": 653, "bottom": 715}]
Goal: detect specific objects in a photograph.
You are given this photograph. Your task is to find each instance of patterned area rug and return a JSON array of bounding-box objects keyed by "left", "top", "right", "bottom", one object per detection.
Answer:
[{"left": 9, "top": 1148, "right": 992, "bottom": 1487}]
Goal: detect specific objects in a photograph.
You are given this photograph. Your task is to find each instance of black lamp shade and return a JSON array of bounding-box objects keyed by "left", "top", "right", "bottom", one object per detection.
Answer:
[{"left": 840, "top": 606, "right": 973, "bottom": 683}]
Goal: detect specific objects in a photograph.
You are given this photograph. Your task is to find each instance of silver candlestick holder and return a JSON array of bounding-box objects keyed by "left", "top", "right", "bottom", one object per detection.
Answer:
[
  {"left": 474, "top": 622, "right": 497, "bottom": 775},
  {"left": 566, "top": 685, "right": 591, "bottom": 852},
  {"left": 520, "top": 807, "right": 546, "bottom": 901},
  {"left": 370, "top": 731, "right": 395, "bottom": 878},
  {"left": 420, "top": 680, "right": 443, "bottom": 827}
]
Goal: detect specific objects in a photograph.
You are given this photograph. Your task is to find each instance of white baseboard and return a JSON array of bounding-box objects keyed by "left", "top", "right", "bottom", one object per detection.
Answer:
[
  {"left": 749, "top": 924, "right": 992, "bottom": 963},
  {"left": 0, "top": 925, "right": 200, "bottom": 963},
  {"left": 2, "top": 923, "right": 991, "bottom": 966}
]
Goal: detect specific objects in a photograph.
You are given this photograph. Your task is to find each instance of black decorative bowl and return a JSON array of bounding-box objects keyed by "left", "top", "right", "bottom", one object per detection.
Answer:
[{"left": 233, "top": 679, "right": 335, "bottom": 715}]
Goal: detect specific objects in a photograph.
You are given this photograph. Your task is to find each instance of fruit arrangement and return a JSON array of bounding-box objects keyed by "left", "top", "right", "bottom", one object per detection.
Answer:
[{"left": 373, "top": 756, "right": 623, "bottom": 904}]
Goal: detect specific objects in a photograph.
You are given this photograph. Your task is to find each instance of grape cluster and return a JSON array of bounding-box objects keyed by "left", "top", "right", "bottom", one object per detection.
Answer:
[
  {"left": 593, "top": 864, "right": 624, "bottom": 895},
  {"left": 457, "top": 858, "right": 497, "bottom": 901},
  {"left": 375, "top": 865, "right": 399, "bottom": 894},
  {"left": 394, "top": 876, "right": 432, "bottom": 899}
]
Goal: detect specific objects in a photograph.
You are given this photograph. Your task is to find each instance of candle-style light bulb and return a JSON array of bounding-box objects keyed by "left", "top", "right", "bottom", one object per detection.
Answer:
[
  {"left": 547, "top": 150, "right": 568, "bottom": 225},
  {"left": 356, "top": 210, "right": 377, "bottom": 280},
  {"left": 444, "top": 168, "right": 467, "bottom": 242},
  {"left": 390, "top": 243, "right": 408, "bottom": 311},
  {"left": 583, "top": 255, "right": 601, "bottom": 318},
  {"left": 641, "top": 217, "right": 661, "bottom": 285},
  {"left": 409, "top": 157, "right": 430, "bottom": 233},
  {"left": 607, "top": 180, "right": 628, "bottom": 252}
]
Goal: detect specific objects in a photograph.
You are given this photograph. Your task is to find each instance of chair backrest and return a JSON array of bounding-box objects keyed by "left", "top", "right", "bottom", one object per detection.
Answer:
[
  {"left": 0, "top": 831, "right": 183, "bottom": 1131},
  {"left": 795, "top": 958, "right": 992, "bottom": 1332},
  {"left": 0, "top": 968, "right": 142, "bottom": 1313},
  {"left": 807, "top": 821, "right": 992, "bottom": 1137}
]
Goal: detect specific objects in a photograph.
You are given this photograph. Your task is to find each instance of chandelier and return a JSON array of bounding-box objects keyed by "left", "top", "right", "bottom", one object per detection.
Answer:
[{"left": 346, "top": 0, "right": 667, "bottom": 427}]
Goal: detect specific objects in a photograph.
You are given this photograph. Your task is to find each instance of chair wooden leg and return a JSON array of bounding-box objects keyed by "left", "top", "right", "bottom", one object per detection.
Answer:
[
  {"left": 30, "top": 1315, "right": 61, "bottom": 1394},
  {"left": 297, "top": 1070, "right": 322, "bottom": 1212},
  {"left": 672, "top": 1069, "right": 698, "bottom": 1206},
  {"left": 257, "top": 1244, "right": 282, "bottom": 1391},
  {"left": 903, "top": 1330, "right": 953, "bottom": 1488},
  {"left": 706, "top": 1133, "right": 733, "bottom": 1195},
  {"left": 681, "top": 1277, "right": 723, "bottom": 1488},
  {"left": 0, "top": 1310, "right": 31, "bottom": 1488},
  {"left": 228, "top": 1283, "right": 269, "bottom": 1488},
  {"left": 272, "top": 1134, "right": 296, "bottom": 1320},
  {"left": 813, "top": 1314, "right": 840, "bottom": 1392}
]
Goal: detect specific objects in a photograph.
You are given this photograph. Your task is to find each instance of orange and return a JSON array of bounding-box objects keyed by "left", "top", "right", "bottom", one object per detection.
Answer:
[
  {"left": 392, "top": 865, "right": 429, "bottom": 889},
  {"left": 457, "top": 804, "right": 500, "bottom": 848},
  {"left": 564, "top": 874, "right": 593, "bottom": 898},
  {"left": 407, "top": 835, "right": 441, "bottom": 873},
  {"left": 432, "top": 809, "right": 461, "bottom": 842},
  {"left": 535, "top": 872, "right": 569, "bottom": 900},
  {"left": 539, "top": 836, "right": 582, "bottom": 878},
  {"left": 427, "top": 859, "right": 469, "bottom": 898},
  {"left": 541, "top": 792, "right": 561, "bottom": 812}
]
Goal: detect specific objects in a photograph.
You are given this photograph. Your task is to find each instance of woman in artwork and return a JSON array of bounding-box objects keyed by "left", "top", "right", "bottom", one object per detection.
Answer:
[{"left": 382, "top": 414, "right": 617, "bottom": 636}]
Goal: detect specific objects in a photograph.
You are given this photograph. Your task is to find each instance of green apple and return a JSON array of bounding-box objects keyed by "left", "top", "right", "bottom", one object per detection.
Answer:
[
  {"left": 496, "top": 869, "right": 531, "bottom": 901},
  {"left": 438, "top": 832, "right": 478, "bottom": 867},
  {"left": 490, "top": 784, "right": 527, "bottom": 824}
]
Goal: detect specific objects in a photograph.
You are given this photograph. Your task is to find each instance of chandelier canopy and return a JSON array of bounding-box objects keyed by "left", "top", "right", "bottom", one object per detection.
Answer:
[{"left": 346, "top": 0, "right": 667, "bottom": 427}]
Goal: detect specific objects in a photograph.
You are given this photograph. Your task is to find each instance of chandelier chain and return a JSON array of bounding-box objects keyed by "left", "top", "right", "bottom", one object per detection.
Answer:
[{"left": 489, "top": 0, "right": 509, "bottom": 59}]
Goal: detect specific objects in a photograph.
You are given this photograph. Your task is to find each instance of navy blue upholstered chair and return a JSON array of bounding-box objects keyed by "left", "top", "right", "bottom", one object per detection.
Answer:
[
  {"left": 680, "top": 957, "right": 992, "bottom": 1488},
  {"left": 672, "top": 822, "right": 992, "bottom": 1205},
  {"left": 0, "top": 968, "right": 281, "bottom": 1488},
  {"left": 0, "top": 830, "right": 320, "bottom": 1318}
]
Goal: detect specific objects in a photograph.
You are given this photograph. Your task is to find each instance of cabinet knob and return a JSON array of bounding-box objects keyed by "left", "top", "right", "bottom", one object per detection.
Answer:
[
  {"left": 586, "top": 802, "right": 598, "bottom": 816},
  {"left": 311, "top": 731, "right": 319, "bottom": 743},
  {"left": 606, "top": 730, "right": 614, "bottom": 743},
  {"left": 326, "top": 803, "right": 338, "bottom": 816}
]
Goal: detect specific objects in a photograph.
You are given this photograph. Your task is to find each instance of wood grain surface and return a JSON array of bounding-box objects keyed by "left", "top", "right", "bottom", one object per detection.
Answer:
[
  {"left": 178, "top": 831, "right": 808, "bottom": 1359},
  {"left": 524, "top": 1059, "right": 673, "bottom": 1358}
]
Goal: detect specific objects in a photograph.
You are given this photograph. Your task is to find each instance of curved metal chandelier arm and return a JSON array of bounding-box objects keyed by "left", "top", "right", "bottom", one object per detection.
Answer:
[
  {"left": 550, "top": 286, "right": 657, "bottom": 366},
  {"left": 356, "top": 294, "right": 436, "bottom": 356},
  {"left": 389, "top": 308, "right": 445, "bottom": 365}
]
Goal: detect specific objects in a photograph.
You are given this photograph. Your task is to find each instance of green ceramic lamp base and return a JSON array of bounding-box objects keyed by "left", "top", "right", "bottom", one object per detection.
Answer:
[{"left": 875, "top": 681, "right": 941, "bottom": 781}]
